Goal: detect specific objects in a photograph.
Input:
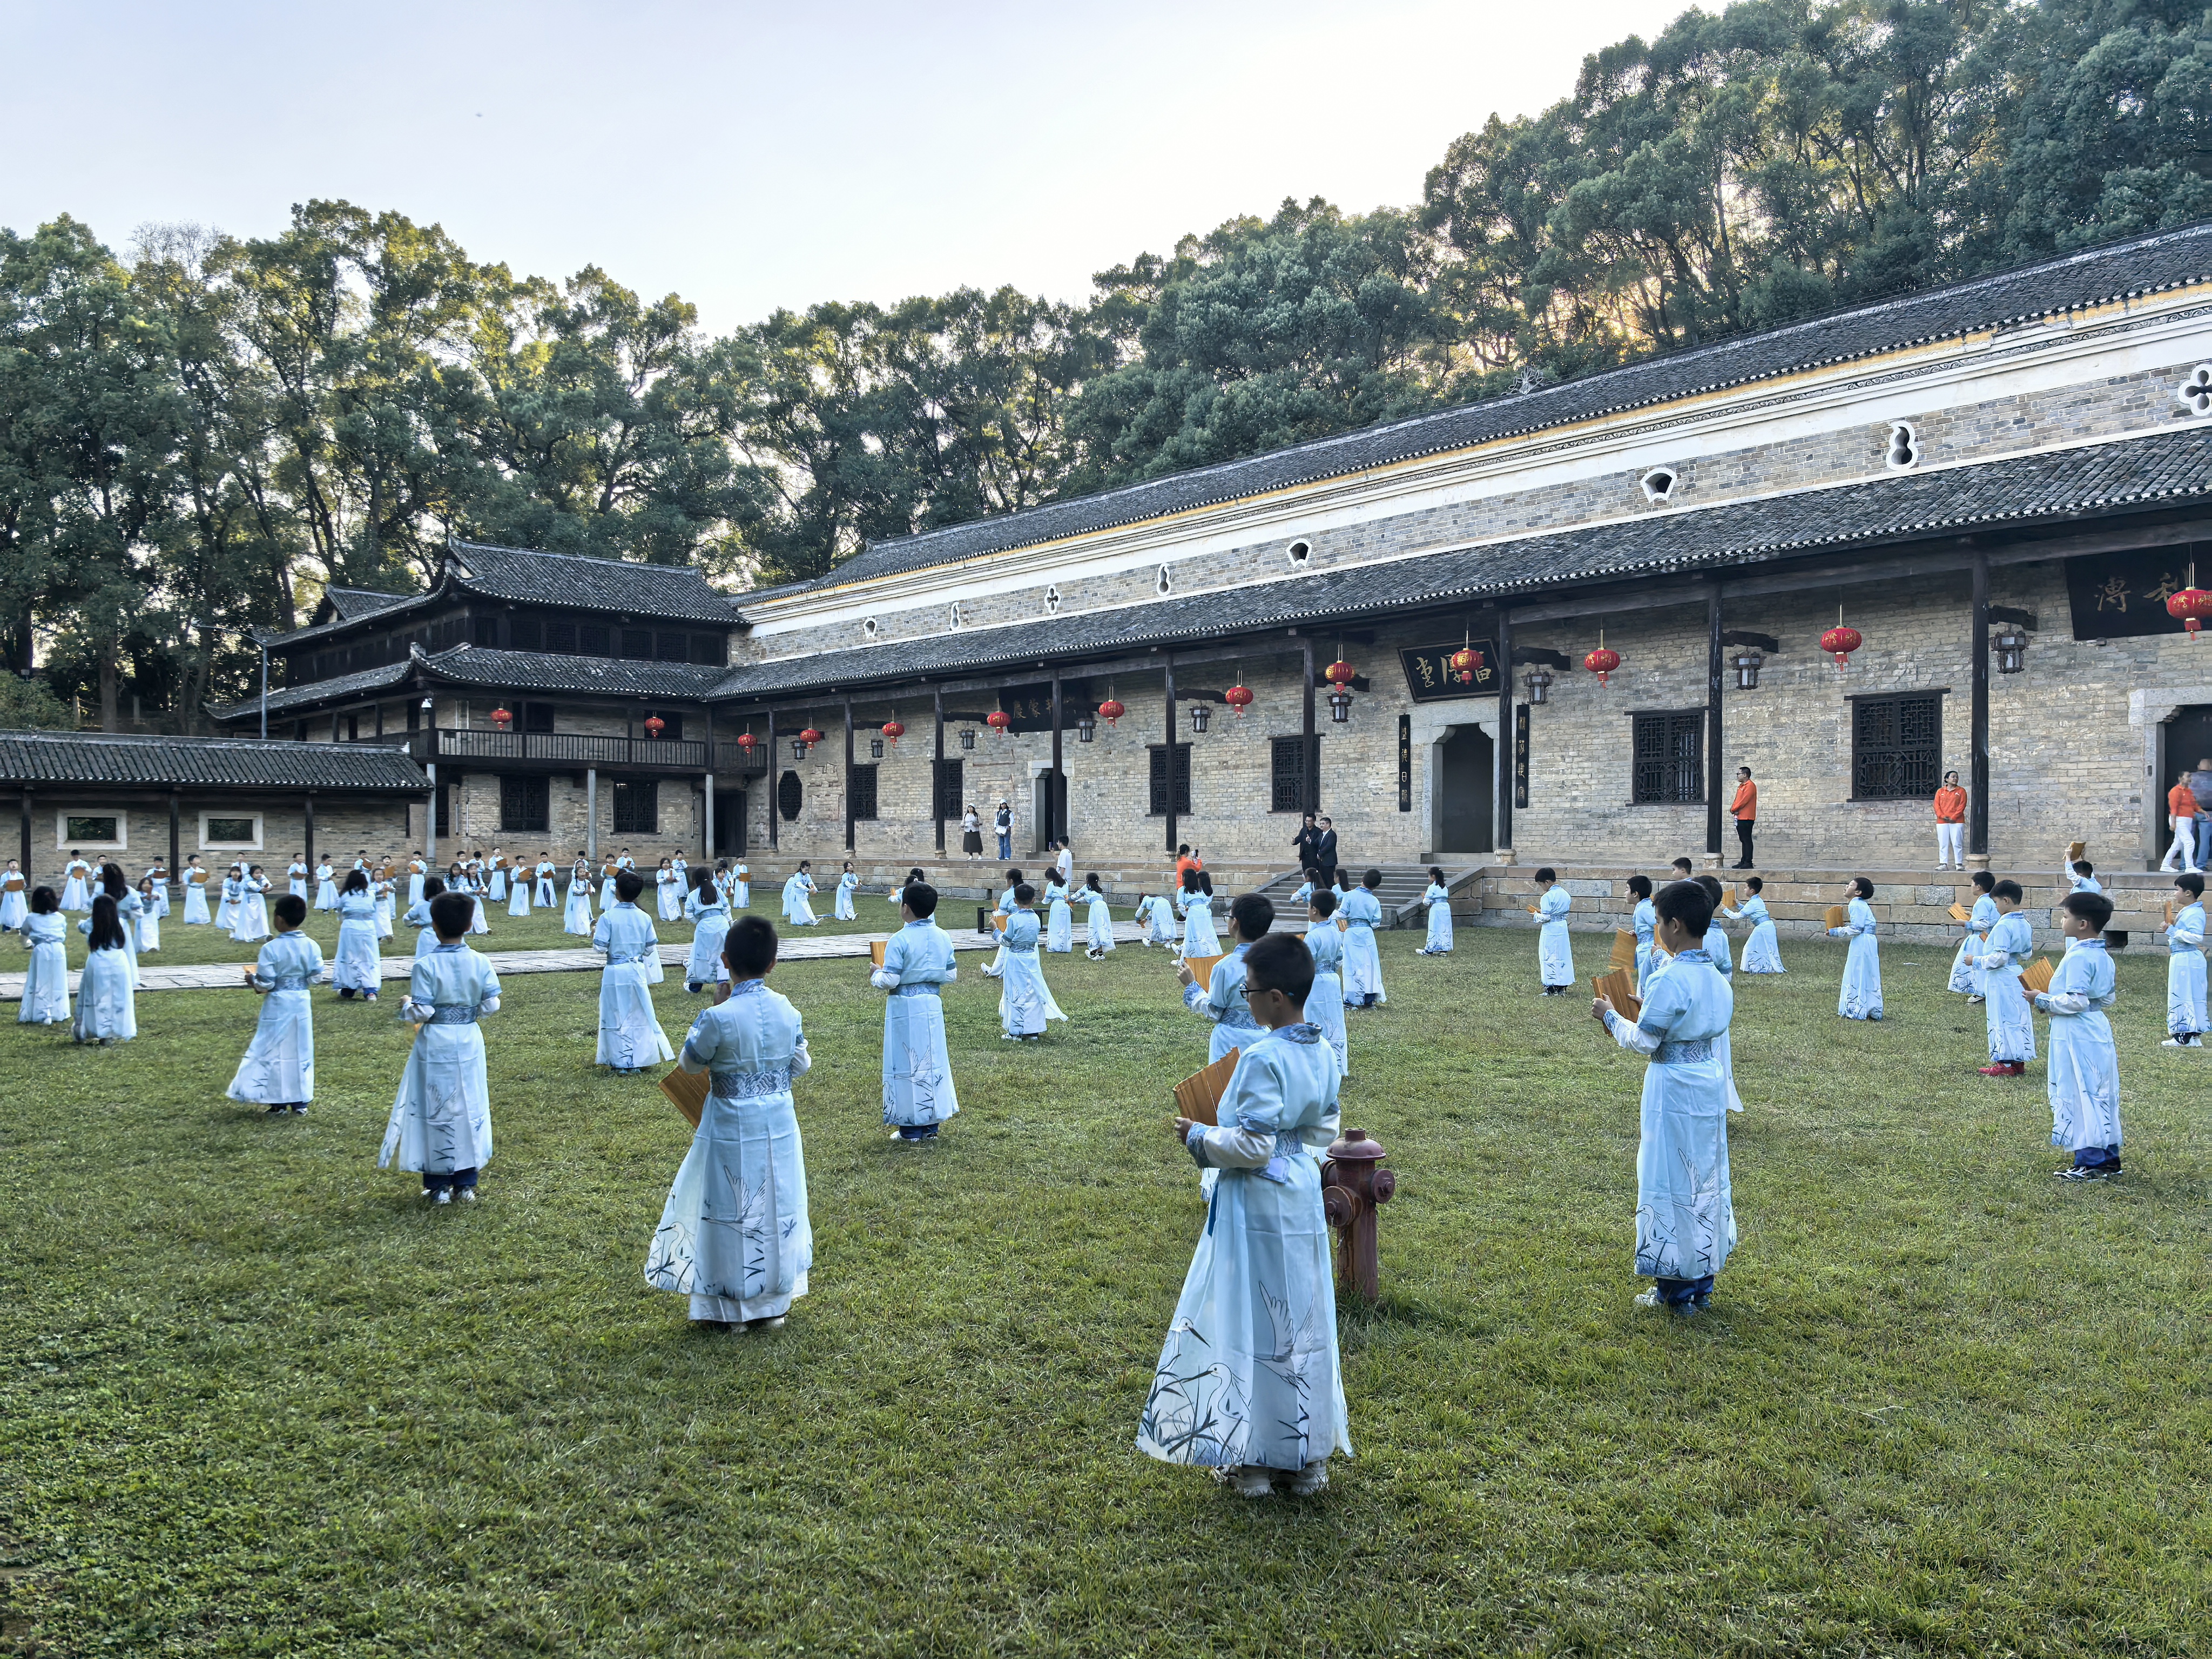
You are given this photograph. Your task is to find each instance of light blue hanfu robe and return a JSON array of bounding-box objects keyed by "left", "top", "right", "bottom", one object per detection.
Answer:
[
  {"left": 1138, "top": 1023, "right": 1349, "bottom": 1474},
  {"left": 508, "top": 872, "right": 530, "bottom": 917},
  {"left": 1304, "top": 923, "right": 1349, "bottom": 1079},
  {"left": 1632, "top": 897, "right": 1658, "bottom": 994},
  {"left": 997, "top": 910, "right": 1067, "bottom": 1037},
  {"left": 1604, "top": 949, "right": 1736, "bottom": 1292},
  {"left": 402, "top": 899, "right": 441, "bottom": 959},
  {"left": 1290, "top": 881, "right": 1314, "bottom": 911},
  {"left": 287, "top": 862, "right": 309, "bottom": 900},
  {"left": 59, "top": 861, "right": 91, "bottom": 912},
  {"left": 1044, "top": 880, "right": 1075, "bottom": 953},
  {"left": 406, "top": 862, "right": 426, "bottom": 908},
  {"left": 1830, "top": 897, "right": 1883, "bottom": 1020},
  {"left": 314, "top": 864, "right": 340, "bottom": 911},
  {"left": 594, "top": 901, "right": 673, "bottom": 1071},
  {"left": 134, "top": 893, "right": 160, "bottom": 954},
  {"left": 1185, "top": 941, "right": 1263, "bottom": 1065},
  {"left": 374, "top": 879, "right": 396, "bottom": 938},
  {"left": 731, "top": 862, "right": 750, "bottom": 909},
  {"left": 648, "top": 979, "right": 814, "bottom": 1322},
  {"left": 215, "top": 874, "right": 242, "bottom": 933},
  {"left": 113, "top": 888, "right": 144, "bottom": 987},
  {"left": 1536, "top": 885, "right": 1574, "bottom": 987},
  {"left": 332, "top": 889, "right": 382, "bottom": 995},
  {"left": 19, "top": 912, "right": 70, "bottom": 1024},
  {"left": 227, "top": 932, "right": 326, "bottom": 1104},
  {"left": 564, "top": 866, "right": 594, "bottom": 936},
  {"left": 72, "top": 940, "right": 136, "bottom": 1043},
  {"left": 1729, "top": 895, "right": 1784, "bottom": 974},
  {"left": 1179, "top": 889, "right": 1222, "bottom": 958},
  {"left": 533, "top": 863, "right": 557, "bottom": 908},
  {"left": 232, "top": 879, "right": 269, "bottom": 943},
  {"left": 781, "top": 873, "right": 820, "bottom": 926},
  {"left": 686, "top": 897, "right": 731, "bottom": 993},
  {"left": 1135, "top": 894, "right": 1175, "bottom": 947},
  {"left": 378, "top": 943, "right": 501, "bottom": 1185},
  {"left": 1084, "top": 888, "right": 1115, "bottom": 954},
  {"left": 1418, "top": 883, "right": 1453, "bottom": 954},
  {"left": 1978, "top": 909, "right": 2037, "bottom": 1064},
  {"left": 1339, "top": 888, "right": 1385, "bottom": 1005},
  {"left": 1702, "top": 925, "right": 1743, "bottom": 1115},
  {"left": 489, "top": 861, "right": 509, "bottom": 904},
  {"left": 981, "top": 883, "right": 1019, "bottom": 977},
  {"left": 874, "top": 919, "right": 960, "bottom": 1130},
  {"left": 1951, "top": 893, "right": 1998, "bottom": 994},
  {"left": 2165, "top": 901, "right": 2207, "bottom": 1040},
  {"left": 2035, "top": 939, "right": 2122, "bottom": 1165},
  {"left": 181, "top": 871, "right": 212, "bottom": 925},
  {"left": 833, "top": 871, "right": 859, "bottom": 921}
]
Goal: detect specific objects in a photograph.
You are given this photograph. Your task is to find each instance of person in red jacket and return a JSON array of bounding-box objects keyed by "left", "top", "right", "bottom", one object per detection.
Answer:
[
  {"left": 1934, "top": 772, "right": 1967, "bottom": 869},
  {"left": 1729, "top": 768, "right": 1757, "bottom": 868}
]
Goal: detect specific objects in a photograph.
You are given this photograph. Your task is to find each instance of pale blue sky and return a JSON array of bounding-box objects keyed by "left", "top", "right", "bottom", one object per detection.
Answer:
[{"left": 2, "top": 0, "right": 1689, "bottom": 333}]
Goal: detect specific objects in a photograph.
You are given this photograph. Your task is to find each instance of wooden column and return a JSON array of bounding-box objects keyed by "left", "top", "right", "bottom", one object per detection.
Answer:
[
  {"left": 1705, "top": 583, "right": 1724, "bottom": 859},
  {"left": 1301, "top": 637, "right": 1317, "bottom": 813},
  {"left": 842, "top": 696, "right": 855, "bottom": 853},
  {"left": 766, "top": 710, "right": 778, "bottom": 852},
  {"left": 1049, "top": 671, "right": 1064, "bottom": 847},
  {"left": 700, "top": 703, "right": 714, "bottom": 860},
  {"left": 304, "top": 791, "right": 316, "bottom": 873},
  {"left": 1970, "top": 551, "right": 1991, "bottom": 858},
  {"left": 168, "top": 792, "right": 181, "bottom": 894},
  {"left": 1494, "top": 612, "right": 1512, "bottom": 855},
  {"left": 933, "top": 685, "right": 946, "bottom": 856},
  {"left": 583, "top": 767, "right": 596, "bottom": 860},
  {"left": 1163, "top": 658, "right": 1178, "bottom": 857},
  {"left": 19, "top": 790, "right": 31, "bottom": 886}
]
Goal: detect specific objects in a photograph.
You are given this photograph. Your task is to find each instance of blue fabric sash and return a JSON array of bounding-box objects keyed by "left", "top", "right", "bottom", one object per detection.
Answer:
[
  {"left": 427, "top": 1004, "right": 478, "bottom": 1025},
  {"left": 709, "top": 1064, "right": 793, "bottom": 1100},
  {"left": 1654, "top": 1037, "right": 1714, "bottom": 1064},
  {"left": 891, "top": 982, "right": 941, "bottom": 997}
]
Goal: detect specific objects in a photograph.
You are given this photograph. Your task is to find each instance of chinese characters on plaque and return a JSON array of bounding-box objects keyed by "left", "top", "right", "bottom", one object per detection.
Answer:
[
  {"left": 2065, "top": 551, "right": 2198, "bottom": 640},
  {"left": 1397, "top": 640, "right": 1501, "bottom": 702},
  {"left": 994, "top": 680, "right": 1094, "bottom": 733}
]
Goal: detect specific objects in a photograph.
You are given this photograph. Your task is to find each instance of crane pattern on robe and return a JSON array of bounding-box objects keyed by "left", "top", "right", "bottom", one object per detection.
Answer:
[
  {"left": 645, "top": 1164, "right": 804, "bottom": 1305},
  {"left": 1137, "top": 1272, "right": 1326, "bottom": 1470}
]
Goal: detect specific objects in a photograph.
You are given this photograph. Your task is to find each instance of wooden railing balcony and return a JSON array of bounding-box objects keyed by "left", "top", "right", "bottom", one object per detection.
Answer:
[{"left": 400, "top": 729, "right": 772, "bottom": 773}]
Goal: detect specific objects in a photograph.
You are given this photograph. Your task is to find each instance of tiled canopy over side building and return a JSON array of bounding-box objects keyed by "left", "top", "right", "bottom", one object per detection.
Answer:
[{"left": 213, "top": 223, "right": 2212, "bottom": 878}]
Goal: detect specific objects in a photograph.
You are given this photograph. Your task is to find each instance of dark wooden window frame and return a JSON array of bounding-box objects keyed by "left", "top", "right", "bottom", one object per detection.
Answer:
[
  {"left": 1148, "top": 742, "right": 1192, "bottom": 817},
  {"left": 1628, "top": 708, "right": 1705, "bottom": 805},
  {"left": 1847, "top": 689, "right": 1947, "bottom": 802},
  {"left": 1269, "top": 734, "right": 1320, "bottom": 813},
  {"left": 847, "top": 762, "right": 879, "bottom": 822},
  {"left": 611, "top": 779, "right": 658, "bottom": 836},
  {"left": 933, "top": 757, "right": 964, "bottom": 822},
  {"left": 500, "top": 774, "right": 550, "bottom": 834}
]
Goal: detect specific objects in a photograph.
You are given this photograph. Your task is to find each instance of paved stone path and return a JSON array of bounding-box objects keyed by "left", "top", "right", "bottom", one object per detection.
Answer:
[{"left": 1, "top": 921, "right": 1175, "bottom": 999}]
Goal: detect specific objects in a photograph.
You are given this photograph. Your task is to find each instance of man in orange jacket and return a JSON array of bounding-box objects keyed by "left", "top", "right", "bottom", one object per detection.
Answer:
[
  {"left": 1934, "top": 771, "right": 1968, "bottom": 869},
  {"left": 1729, "top": 767, "right": 1757, "bottom": 868}
]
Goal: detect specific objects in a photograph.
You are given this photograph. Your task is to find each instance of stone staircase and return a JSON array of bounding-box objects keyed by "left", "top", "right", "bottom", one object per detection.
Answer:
[{"left": 1249, "top": 862, "right": 1485, "bottom": 928}]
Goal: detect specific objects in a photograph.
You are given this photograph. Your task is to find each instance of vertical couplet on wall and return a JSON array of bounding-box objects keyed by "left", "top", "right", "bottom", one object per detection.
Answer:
[
  {"left": 1163, "top": 656, "right": 1178, "bottom": 856},
  {"left": 1513, "top": 705, "right": 1530, "bottom": 810},
  {"left": 1495, "top": 610, "right": 1513, "bottom": 848},
  {"left": 842, "top": 696, "right": 855, "bottom": 853},
  {"left": 1397, "top": 714, "right": 1412, "bottom": 812},
  {"left": 1050, "top": 671, "right": 1064, "bottom": 846},
  {"left": 1705, "top": 582, "right": 1724, "bottom": 858},
  {"left": 168, "top": 792, "right": 181, "bottom": 894},
  {"left": 1970, "top": 552, "right": 1991, "bottom": 857},
  {"left": 765, "top": 711, "right": 778, "bottom": 852},
  {"left": 1301, "top": 636, "right": 1318, "bottom": 813},
  {"left": 933, "top": 685, "right": 946, "bottom": 855}
]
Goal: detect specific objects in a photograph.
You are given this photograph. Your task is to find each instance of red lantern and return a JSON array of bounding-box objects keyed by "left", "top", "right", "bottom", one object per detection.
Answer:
[
  {"left": 489, "top": 705, "right": 513, "bottom": 730},
  {"left": 1820, "top": 625, "right": 1863, "bottom": 671},
  {"left": 1224, "top": 684, "right": 1255, "bottom": 717},
  {"left": 643, "top": 714, "right": 666, "bottom": 739},
  {"left": 1583, "top": 645, "right": 1621, "bottom": 687},
  {"left": 881, "top": 719, "right": 905, "bottom": 747},
  {"left": 798, "top": 726, "right": 824, "bottom": 745},
  {"left": 737, "top": 731, "right": 756, "bottom": 752},
  {"left": 1448, "top": 645, "right": 1483, "bottom": 683},
  {"left": 2167, "top": 586, "right": 2212, "bottom": 639},
  {"left": 1324, "top": 658, "right": 1357, "bottom": 686},
  {"left": 1096, "top": 697, "right": 1125, "bottom": 728},
  {"left": 985, "top": 710, "right": 1013, "bottom": 736}
]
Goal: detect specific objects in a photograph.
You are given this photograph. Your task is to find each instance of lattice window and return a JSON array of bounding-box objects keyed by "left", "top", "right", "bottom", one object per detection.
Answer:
[
  {"left": 612, "top": 780, "right": 658, "bottom": 835},
  {"left": 547, "top": 620, "right": 577, "bottom": 653},
  {"left": 1270, "top": 735, "right": 1318, "bottom": 813},
  {"left": 621, "top": 629, "right": 653, "bottom": 661},
  {"left": 500, "top": 775, "right": 549, "bottom": 834},
  {"left": 655, "top": 631, "right": 688, "bottom": 662},
  {"left": 1148, "top": 743, "right": 1192, "bottom": 817},
  {"left": 847, "top": 764, "right": 878, "bottom": 822},
  {"left": 1852, "top": 693, "right": 1943, "bottom": 800},
  {"left": 778, "top": 770, "right": 802, "bottom": 821},
  {"left": 1631, "top": 711, "right": 1704, "bottom": 804},
  {"left": 933, "top": 759, "right": 963, "bottom": 822}
]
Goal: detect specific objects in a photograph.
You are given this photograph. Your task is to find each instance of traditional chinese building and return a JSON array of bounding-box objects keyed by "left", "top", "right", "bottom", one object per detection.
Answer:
[{"left": 214, "top": 222, "right": 2212, "bottom": 915}]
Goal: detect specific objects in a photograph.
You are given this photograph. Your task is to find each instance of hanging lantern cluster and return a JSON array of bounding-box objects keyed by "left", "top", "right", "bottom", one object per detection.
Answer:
[
  {"left": 2167, "top": 568, "right": 2212, "bottom": 639},
  {"left": 1583, "top": 631, "right": 1621, "bottom": 687},
  {"left": 1821, "top": 608, "right": 1863, "bottom": 671},
  {"left": 881, "top": 717, "right": 905, "bottom": 748},
  {"left": 737, "top": 730, "right": 757, "bottom": 755},
  {"left": 1325, "top": 653, "right": 1357, "bottom": 724},
  {"left": 985, "top": 710, "right": 1013, "bottom": 737}
]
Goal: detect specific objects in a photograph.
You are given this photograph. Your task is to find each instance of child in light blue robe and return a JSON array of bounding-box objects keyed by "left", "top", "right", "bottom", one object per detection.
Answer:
[
  {"left": 2036, "top": 893, "right": 2122, "bottom": 1178},
  {"left": 594, "top": 872, "right": 673, "bottom": 1073},
  {"left": 227, "top": 895, "right": 326, "bottom": 1112},
  {"left": 1598, "top": 881, "right": 1736, "bottom": 1313},
  {"left": 533, "top": 859, "right": 557, "bottom": 909},
  {"left": 1082, "top": 875, "right": 1115, "bottom": 957},
  {"left": 314, "top": 861, "right": 339, "bottom": 911},
  {"left": 873, "top": 885, "right": 960, "bottom": 1141},
  {"left": 730, "top": 861, "right": 750, "bottom": 909},
  {"left": 648, "top": 917, "right": 813, "bottom": 1326},
  {"left": 379, "top": 894, "right": 502, "bottom": 1203},
  {"left": 181, "top": 862, "right": 212, "bottom": 925},
  {"left": 19, "top": 888, "right": 70, "bottom": 1026},
  {"left": 404, "top": 878, "right": 447, "bottom": 959},
  {"left": 1627, "top": 877, "right": 1658, "bottom": 994},
  {"left": 1723, "top": 877, "right": 1784, "bottom": 973},
  {"left": 686, "top": 872, "right": 732, "bottom": 993},
  {"left": 1339, "top": 872, "right": 1386, "bottom": 1007},
  {"left": 981, "top": 872, "right": 1022, "bottom": 977},
  {"left": 1829, "top": 879, "right": 1883, "bottom": 1020},
  {"left": 1134, "top": 892, "right": 1174, "bottom": 948},
  {"left": 1534, "top": 868, "right": 1573, "bottom": 993},
  {"left": 507, "top": 866, "right": 530, "bottom": 917},
  {"left": 781, "top": 865, "right": 820, "bottom": 926},
  {"left": 1139, "top": 933, "right": 1348, "bottom": 1497},
  {"left": 1305, "top": 892, "right": 1349, "bottom": 1080},
  {"left": 2061, "top": 853, "right": 2102, "bottom": 896},
  {"left": 332, "top": 874, "right": 383, "bottom": 1000},
  {"left": 286, "top": 859, "right": 308, "bottom": 900},
  {"left": 1178, "top": 876, "right": 1222, "bottom": 958},
  {"left": 1290, "top": 872, "right": 1317, "bottom": 911},
  {"left": 1950, "top": 873, "right": 1997, "bottom": 997},
  {"left": 833, "top": 863, "right": 859, "bottom": 921},
  {"left": 1691, "top": 876, "right": 1744, "bottom": 1115},
  {"left": 74, "top": 896, "right": 137, "bottom": 1044},
  {"left": 59, "top": 856, "right": 91, "bottom": 912},
  {"left": 1044, "top": 875, "right": 1075, "bottom": 953},
  {"left": 2161, "top": 873, "right": 2206, "bottom": 1047},
  {"left": 1417, "top": 867, "right": 1453, "bottom": 955},
  {"left": 997, "top": 888, "right": 1067, "bottom": 1038},
  {"left": 564, "top": 859, "right": 594, "bottom": 935},
  {"left": 133, "top": 878, "right": 161, "bottom": 954},
  {"left": 1976, "top": 882, "right": 2036, "bottom": 1074},
  {"left": 373, "top": 872, "right": 396, "bottom": 938},
  {"left": 1183, "top": 894, "right": 1272, "bottom": 1065}
]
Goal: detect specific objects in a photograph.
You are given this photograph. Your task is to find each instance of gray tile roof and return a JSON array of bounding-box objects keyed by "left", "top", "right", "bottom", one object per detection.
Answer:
[
  {"left": 447, "top": 541, "right": 738, "bottom": 624},
  {"left": 710, "top": 425, "right": 2212, "bottom": 700},
  {"left": 820, "top": 222, "right": 2212, "bottom": 588},
  {"left": 209, "top": 658, "right": 417, "bottom": 721},
  {"left": 0, "top": 730, "right": 428, "bottom": 790},
  {"left": 418, "top": 646, "right": 729, "bottom": 699},
  {"left": 320, "top": 585, "right": 415, "bottom": 622}
]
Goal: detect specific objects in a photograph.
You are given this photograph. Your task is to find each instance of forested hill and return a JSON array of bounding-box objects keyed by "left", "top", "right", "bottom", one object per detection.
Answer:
[{"left": 3, "top": 0, "right": 2208, "bottom": 726}]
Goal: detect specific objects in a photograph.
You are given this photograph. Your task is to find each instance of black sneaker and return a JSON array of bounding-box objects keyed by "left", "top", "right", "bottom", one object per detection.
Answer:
[{"left": 266, "top": 1103, "right": 288, "bottom": 1115}]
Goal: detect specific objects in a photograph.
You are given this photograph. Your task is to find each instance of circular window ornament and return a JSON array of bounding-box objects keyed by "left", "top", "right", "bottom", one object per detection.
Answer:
[{"left": 2176, "top": 365, "right": 2212, "bottom": 419}]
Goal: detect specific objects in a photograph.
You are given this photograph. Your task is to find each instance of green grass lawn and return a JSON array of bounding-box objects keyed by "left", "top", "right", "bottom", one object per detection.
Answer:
[{"left": 5, "top": 927, "right": 2209, "bottom": 1655}]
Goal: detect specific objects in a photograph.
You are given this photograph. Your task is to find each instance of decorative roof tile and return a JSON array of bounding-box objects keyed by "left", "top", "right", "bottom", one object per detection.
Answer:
[
  {"left": 0, "top": 730, "right": 427, "bottom": 790},
  {"left": 818, "top": 222, "right": 2212, "bottom": 588},
  {"left": 420, "top": 646, "right": 728, "bottom": 699},
  {"left": 446, "top": 541, "right": 738, "bottom": 624}
]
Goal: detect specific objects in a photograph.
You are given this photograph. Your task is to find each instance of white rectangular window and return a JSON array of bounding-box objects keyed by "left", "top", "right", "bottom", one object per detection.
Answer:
[
  {"left": 55, "top": 812, "right": 127, "bottom": 851},
  {"left": 198, "top": 811, "right": 265, "bottom": 851}
]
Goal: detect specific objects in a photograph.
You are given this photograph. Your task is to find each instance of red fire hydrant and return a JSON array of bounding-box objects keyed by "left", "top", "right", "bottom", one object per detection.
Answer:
[{"left": 1321, "top": 1129, "right": 1396, "bottom": 1302}]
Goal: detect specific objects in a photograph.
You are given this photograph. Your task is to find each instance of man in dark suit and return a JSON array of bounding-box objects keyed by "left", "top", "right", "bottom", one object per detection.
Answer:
[
  {"left": 1314, "top": 817, "right": 1339, "bottom": 890},
  {"left": 1292, "top": 813, "right": 1321, "bottom": 875}
]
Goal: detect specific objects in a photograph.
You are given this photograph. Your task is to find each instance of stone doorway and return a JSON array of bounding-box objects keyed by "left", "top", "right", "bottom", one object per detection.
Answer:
[{"left": 1435, "top": 725, "right": 1494, "bottom": 854}]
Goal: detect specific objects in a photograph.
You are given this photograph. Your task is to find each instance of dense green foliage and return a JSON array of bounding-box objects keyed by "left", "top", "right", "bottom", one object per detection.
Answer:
[
  {"left": 3, "top": 0, "right": 2207, "bottom": 723},
  {"left": 4, "top": 925, "right": 2209, "bottom": 1654}
]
